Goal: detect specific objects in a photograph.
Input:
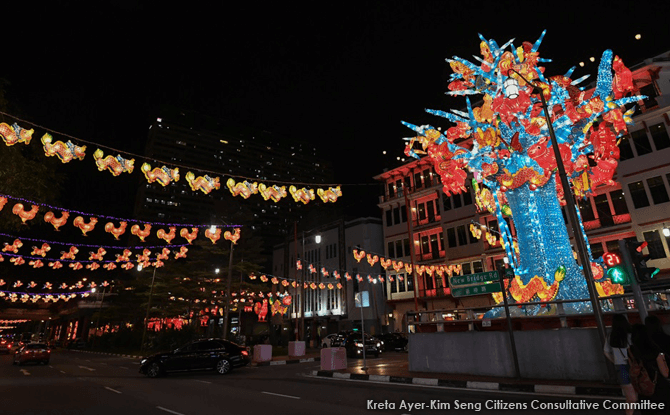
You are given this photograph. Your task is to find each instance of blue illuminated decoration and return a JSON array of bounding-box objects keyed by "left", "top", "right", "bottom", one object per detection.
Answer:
[{"left": 401, "top": 32, "right": 642, "bottom": 312}]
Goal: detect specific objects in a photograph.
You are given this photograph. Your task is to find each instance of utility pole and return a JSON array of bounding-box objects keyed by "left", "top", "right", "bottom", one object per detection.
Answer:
[{"left": 222, "top": 241, "right": 235, "bottom": 340}]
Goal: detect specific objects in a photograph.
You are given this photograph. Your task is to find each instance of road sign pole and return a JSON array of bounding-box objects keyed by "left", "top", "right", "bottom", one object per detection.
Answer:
[
  {"left": 498, "top": 269, "right": 520, "bottom": 378},
  {"left": 360, "top": 302, "right": 367, "bottom": 371}
]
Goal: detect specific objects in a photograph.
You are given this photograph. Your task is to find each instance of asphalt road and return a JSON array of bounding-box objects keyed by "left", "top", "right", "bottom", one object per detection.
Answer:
[{"left": 0, "top": 350, "right": 629, "bottom": 415}]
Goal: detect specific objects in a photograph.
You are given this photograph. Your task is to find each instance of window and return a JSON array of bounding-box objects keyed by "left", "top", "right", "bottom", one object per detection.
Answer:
[
  {"left": 643, "top": 230, "right": 666, "bottom": 259},
  {"left": 619, "top": 135, "right": 634, "bottom": 160},
  {"left": 594, "top": 194, "right": 613, "bottom": 227},
  {"left": 418, "top": 203, "right": 426, "bottom": 220},
  {"left": 430, "top": 234, "right": 439, "bottom": 254},
  {"left": 473, "top": 261, "right": 483, "bottom": 273},
  {"left": 421, "top": 236, "right": 430, "bottom": 256},
  {"left": 401, "top": 205, "right": 407, "bottom": 223},
  {"left": 442, "top": 193, "right": 452, "bottom": 211},
  {"left": 488, "top": 219, "right": 499, "bottom": 235},
  {"left": 462, "top": 263, "right": 472, "bottom": 275},
  {"left": 387, "top": 183, "right": 395, "bottom": 199},
  {"left": 447, "top": 228, "right": 457, "bottom": 248},
  {"left": 630, "top": 129, "right": 652, "bottom": 156},
  {"left": 628, "top": 181, "right": 650, "bottom": 209},
  {"left": 639, "top": 83, "right": 659, "bottom": 108},
  {"left": 426, "top": 200, "right": 435, "bottom": 221},
  {"left": 406, "top": 273, "right": 413, "bottom": 291},
  {"left": 590, "top": 242, "right": 605, "bottom": 259},
  {"left": 395, "top": 240, "right": 403, "bottom": 257},
  {"left": 393, "top": 207, "right": 401, "bottom": 224},
  {"left": 457, "top": 225, "right": 468, "bottom": 246},
  {"left": 414, "top": 172, "right": 423, "bottom": 189},
  {"left": 453, "top": 193, "right": 462, "bottom": 209},
  {"left": 403, "top": 239, "right": 410, "bottom": 257},
  {"left": 398, "top": 273, "right": 405, "bottom": 291},
  {"left": 425, "top": 274, "right": 434, "bottom": 289},
  {"left": 578, "top": 198, "right": 595, "bottom": 221},
  {"left": 387, "top": 242, "right": 395, "bottom": 258},
  {"left": 649, "top": 123, "right": 670, "bottom": 150},
  {"left": 610, "top": 189, "right": 629, "bottom": 215},
  {"left": 646, "top": 176, "right": 669, "bottom": 205},
  {"left": 390, "top": 277, "right": 397, "bottom": 293},
  {"left": 385, "top": 210, "right": 392, "bottom": 227},
  {"left": 423, "top": 169, "right": 431, "bottom": 186},
  {"left": 463, "top": 183, "right": 473, "bottom": 205},
  {"left": 605, "top": 240, "right": 622, "bottom": 256}
]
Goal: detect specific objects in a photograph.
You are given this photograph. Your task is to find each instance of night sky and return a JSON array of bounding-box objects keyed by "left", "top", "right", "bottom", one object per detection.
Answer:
[{"left": 3, "top": 1, "right": 670, "bottom": 214}]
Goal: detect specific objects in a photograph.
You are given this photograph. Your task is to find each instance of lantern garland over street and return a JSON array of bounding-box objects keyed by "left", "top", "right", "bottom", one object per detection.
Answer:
[
  {"left": 402, "top": 31, "right": 640, "bottom": 311},
  {"left": 0, "top": 113, "right": 342, "bottom": 204}
]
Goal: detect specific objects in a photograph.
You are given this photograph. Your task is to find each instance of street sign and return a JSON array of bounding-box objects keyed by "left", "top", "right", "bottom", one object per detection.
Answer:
[
  {"left": 450, "top": 271, "right": 500, "bottom": 287},
  {"left": 354, "top": 291, "right": 370, "bottom": 308},
  {"left": 451, "top": 282, "right": 502, "bottom": 298}
]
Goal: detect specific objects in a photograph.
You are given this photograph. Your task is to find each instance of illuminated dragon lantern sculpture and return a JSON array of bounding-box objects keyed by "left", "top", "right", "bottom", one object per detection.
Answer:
[{"left": 403, "top": 32, "right": 641, "bottom": 312}]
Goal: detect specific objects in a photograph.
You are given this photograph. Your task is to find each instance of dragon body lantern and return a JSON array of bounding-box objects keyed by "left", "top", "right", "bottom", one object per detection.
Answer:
[{"left": 403, "top": 32, "right": 641, "bottom": 312}]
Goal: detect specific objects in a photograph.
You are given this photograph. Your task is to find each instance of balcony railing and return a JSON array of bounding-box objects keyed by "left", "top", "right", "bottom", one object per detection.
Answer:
[{"left": 583, "top": 213, "right": 631, "bottom": 231}]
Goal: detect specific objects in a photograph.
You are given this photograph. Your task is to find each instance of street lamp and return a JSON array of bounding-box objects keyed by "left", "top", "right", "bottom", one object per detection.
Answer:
[
  {"left": 139, "top": 264, "right": 157, "bottom": 353},
  {"left": 505, "top": 69, "right": 607, "bottom": 347}
]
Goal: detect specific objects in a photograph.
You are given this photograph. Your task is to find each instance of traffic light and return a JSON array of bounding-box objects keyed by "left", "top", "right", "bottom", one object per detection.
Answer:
[
  {"left": 602, "top": 252, "right": 630, "bottom": 285},
  {"left": 627, "top": 241, "right": 660, "bottom": 283}
]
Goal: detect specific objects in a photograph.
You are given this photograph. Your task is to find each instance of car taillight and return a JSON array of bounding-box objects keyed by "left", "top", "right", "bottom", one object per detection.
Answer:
[{"left": 241, "top": 350, "right": 249, "bottom": 356}]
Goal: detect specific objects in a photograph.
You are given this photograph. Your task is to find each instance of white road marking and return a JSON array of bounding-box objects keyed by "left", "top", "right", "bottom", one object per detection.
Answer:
[
  {"left": 78, "top": 366, "right": 96, "bottom": 371},
  {"left": 156, "top": 407, "right": 186, "bottom": 415},
  {"left": 20, "top": 369, "right": 30, "bottom": 376},
  {"left": 104, "top": 387, "right": 122, "bottom": 394},
  {"left": 193, "top": 380, "right": 211, "bottom": 384},
  {"left": 101, "top": 362, "right": 107, "bottom": 365},
  {"left": 302, "top": 374, "right": 625, "bottom": 400},
  {"left": 86, "top": 359, "right": 91, "bottom": 362},
  {"left": 49, "top": 365, "right": 54, "bottom": 368},
  {"left": 120, "top": 366, "right": 129, "bottom": 370},
  {"left": 60, "top": 370, "right": 66, "bottom": 374},
  {"left": 261, "top": 391, "right": 300, "bottom": 399}
]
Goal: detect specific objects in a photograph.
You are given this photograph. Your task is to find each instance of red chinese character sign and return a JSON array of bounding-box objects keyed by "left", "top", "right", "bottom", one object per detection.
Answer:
[{"left": 403, "top": 32, "right": 638, "bottom": 311}]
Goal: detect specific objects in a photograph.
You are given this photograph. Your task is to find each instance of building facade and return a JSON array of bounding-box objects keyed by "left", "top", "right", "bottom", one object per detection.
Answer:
[
  {"left": 272, "top": 217, "right": 388, "bottom": 341},
  {"left": 375, "top": 51, "right": 670, "bottom": 332},
  {"left": 133, "top": 109, "right": 334, "bottom": 265}
]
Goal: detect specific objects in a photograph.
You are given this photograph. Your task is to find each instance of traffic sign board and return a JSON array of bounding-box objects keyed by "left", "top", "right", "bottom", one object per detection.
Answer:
[
  {"left": 451, "top": 282, "right": 502, "bottom": 298},
  {"left": 450, "top": 270, "right": 500, "bottom": 287}
]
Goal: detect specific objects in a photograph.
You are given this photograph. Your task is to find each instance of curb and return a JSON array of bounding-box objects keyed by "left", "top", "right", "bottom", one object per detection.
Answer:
[
  {"left": 254, "top": 357, "right": 321, "bottom": 367},
  {"left": 310, "top": 371, "right": 623, "bottom": 398},
  {"left": 70, "top": 350, "right": 142, "bottom": 359}
]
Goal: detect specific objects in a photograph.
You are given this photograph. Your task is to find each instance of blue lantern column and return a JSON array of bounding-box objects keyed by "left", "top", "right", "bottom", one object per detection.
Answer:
[{"left": 504, "top": 176, "right": 590, "bottom": 304}]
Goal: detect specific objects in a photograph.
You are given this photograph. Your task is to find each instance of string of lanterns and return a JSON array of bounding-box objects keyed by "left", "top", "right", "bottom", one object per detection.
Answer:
[
  {"left": 0, "top": 114, "right": 342, "bottom": 204},
  {"left": 1, "top": 194, "right": 242, "bottom": 245}
]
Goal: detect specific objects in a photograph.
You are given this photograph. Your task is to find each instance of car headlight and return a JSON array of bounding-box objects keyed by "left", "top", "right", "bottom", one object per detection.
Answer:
[
  {"left": 377, "top": 342, "right": 381, "bottom": 347},
  {"left": 354, "top": 341, "right": 363, "bottom": 348},
  {"left": 140, "top": 359, "right": 148, "bottom": 365}
]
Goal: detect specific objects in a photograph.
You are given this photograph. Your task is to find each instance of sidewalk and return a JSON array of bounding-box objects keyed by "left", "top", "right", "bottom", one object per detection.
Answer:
[
  {"left": 251, "top": 347, "right": 322, "bottom": 367},
  {"left": 308, "top": 353, "right": 624, "bottom": 399}
]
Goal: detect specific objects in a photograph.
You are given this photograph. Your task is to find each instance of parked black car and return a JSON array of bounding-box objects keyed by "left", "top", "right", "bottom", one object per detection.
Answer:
[
  {"left": 338, "top": 332, "right": 382, "bottom": 358},
  {"left": 139, "top": 338, "right": 250, "bottom": 378},
  {"left": 379, "top": 333, "right": 408, "bottom": 352}
]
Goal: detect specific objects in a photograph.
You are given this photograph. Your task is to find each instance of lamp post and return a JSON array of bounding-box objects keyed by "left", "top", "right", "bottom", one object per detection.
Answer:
[
  {"left": 505, "top": 69, "right": 607, "bottom": 347},
  {"left": 222, "top": 240, "right": 235, "bottom": 340},
  {"left": 93, "top": 285, "right": 107, "bottom": 347},
  {"left": 139, "top": 264, "right": 157, "bottom": 353}
]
